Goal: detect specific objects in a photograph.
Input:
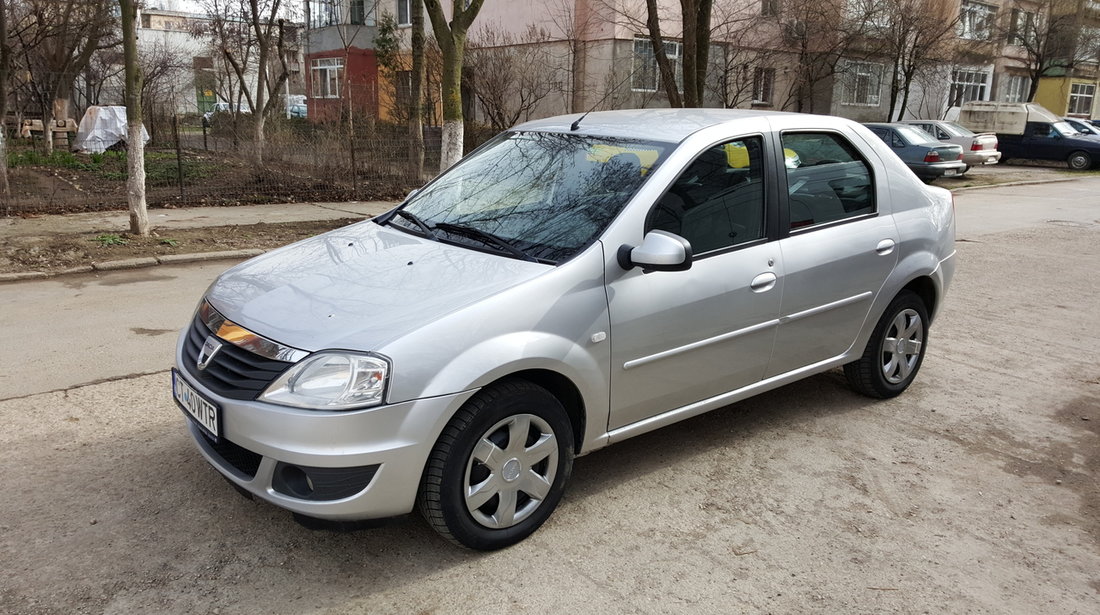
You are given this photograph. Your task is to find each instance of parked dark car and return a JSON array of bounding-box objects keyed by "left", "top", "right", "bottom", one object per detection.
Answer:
[{"left": 863, "top": 123, "right": 967, "bottom": 182}]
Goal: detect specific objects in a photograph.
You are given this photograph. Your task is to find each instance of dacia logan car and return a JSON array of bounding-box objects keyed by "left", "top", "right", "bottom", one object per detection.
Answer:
[{"left": 172, "top": 109, "right": 956, "bottom": 550}]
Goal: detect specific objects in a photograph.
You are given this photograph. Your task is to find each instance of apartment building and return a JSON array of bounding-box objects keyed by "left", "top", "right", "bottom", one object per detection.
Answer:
[{"left": 304, "top": 0, "right": 1100, "bottom": 125}]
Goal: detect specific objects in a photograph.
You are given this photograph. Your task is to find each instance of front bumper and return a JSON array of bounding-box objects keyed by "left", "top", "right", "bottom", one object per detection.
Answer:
[{"left": 175, "top": 337, "right": 475, "bottom": 520}]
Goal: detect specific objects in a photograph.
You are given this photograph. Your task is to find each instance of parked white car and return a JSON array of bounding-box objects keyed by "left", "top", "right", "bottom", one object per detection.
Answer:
[
  {"left": 900, "top": 119, "right": 1001, "bottom": 170},
  {"left": 173, "top": 109, "right": 956, "bottom": 550}
]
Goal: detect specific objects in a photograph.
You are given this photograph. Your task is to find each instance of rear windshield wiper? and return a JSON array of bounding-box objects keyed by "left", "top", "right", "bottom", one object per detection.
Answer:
[{"left": 434, "top": 222, "right": 538, "bottom": 262}]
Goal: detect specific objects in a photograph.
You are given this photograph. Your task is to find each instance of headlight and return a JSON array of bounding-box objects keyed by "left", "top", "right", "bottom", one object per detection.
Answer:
[{"left": 259, "top": 352, "right": 389, "bottom": 410}]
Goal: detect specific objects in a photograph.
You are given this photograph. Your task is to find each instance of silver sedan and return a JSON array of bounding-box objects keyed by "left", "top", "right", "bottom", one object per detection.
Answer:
[{"left": 173, "top": 109, "right": 956, "bottom": 550}]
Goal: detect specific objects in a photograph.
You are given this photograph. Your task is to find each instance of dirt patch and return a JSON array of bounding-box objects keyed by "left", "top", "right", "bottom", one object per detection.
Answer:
[{"left": 0, "top": 218, "right": 360, "bottom": 274}]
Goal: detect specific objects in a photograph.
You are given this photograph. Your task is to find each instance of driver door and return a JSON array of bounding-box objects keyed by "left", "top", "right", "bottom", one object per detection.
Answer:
[{"left": 606, "top": 135, "right": 782, "bottom": 431}]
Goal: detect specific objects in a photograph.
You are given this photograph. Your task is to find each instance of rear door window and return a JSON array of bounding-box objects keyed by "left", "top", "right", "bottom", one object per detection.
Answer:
[{"left": 780, "top": 132, "right": 875, "bottom": 230}]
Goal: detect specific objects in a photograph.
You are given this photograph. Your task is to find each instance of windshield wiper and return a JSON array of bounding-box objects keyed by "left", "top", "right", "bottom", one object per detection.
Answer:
[
  {"left": 394, "top": 209, "right": 438, "bottom": 239},
  {"left": 434, "top": 222, "right": 538, "bottom": 262}
]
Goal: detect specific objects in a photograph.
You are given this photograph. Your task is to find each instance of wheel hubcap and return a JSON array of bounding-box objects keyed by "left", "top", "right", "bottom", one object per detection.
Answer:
[
  {"left": 463, "top": 414, "right": 558, "bottom": 529},
  {"left": 880, "top": 308, "right": 923, "bottom": 384}
]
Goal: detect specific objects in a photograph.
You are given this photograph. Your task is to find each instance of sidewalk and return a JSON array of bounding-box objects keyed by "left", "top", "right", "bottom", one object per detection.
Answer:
[
  {"left": 0, "top": 201, "right": 397, "bottom": 282},
  {"left": 0, "top": 200, "right": 396, "bottom": 239}
]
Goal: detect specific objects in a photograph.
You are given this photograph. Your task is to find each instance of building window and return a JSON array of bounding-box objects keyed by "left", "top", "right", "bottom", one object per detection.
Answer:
[
  {"left": 397, "top": 0, "right": 411, "bottom": 26},
  {"left": 1008, "top": 9, "right": 1036, "bottom": 46},
  {"left": 1000, "top": 75, "right": 1031, "bottom": 103},
  {"left": 752, "top": 67, "right": 775, "bottom": 104},
  {"left": 1069, "top": 83, "right": 1095, "bottom": 115},
  {"left": 761, "top": 0, "right": 779, "bottom": 17},
  {"left": 140, "top": 12, "right": 151, "bottom": 29},
  {"left": 841, "top": 61, "right": 883, "bottom": 106},
  {"left": 631, "top": 37, "right": 682, "bottom": 93},
  {"left": 311, "top": 57, "right": 344, "bottom": 98},
  {"left": 949, "top": 69, "right": 990, "bottom": 106},
  {"left": 958, "top": 1, "right": 996, "bottom": 41},
  {"left": 309, "top": 1, "right": 341, "bottom": 28}
]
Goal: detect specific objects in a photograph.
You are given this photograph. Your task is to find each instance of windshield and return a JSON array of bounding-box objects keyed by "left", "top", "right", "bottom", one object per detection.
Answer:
[
  {"left": 392, "top": 131, "right": 672, "bottom": 263},
  {"left": 1052, "top": 122, "right": 1078, "bottom": 137}
]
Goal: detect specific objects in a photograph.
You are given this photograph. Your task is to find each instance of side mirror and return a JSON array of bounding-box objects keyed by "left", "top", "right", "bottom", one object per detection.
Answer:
[
  {"left": 618, "top": 230, "right": 692, "bottom": 272},
  {"left": 405, "top": 188, "right": 420, "bottom": 202}
]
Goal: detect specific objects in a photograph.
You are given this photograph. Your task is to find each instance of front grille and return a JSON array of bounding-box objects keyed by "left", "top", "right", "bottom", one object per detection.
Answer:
[
  {"left": 181, "top": 313, "right": 292, "bottom": 400},
  {"left": 200, "top": 430, "right": 263, "bottom": 478}
]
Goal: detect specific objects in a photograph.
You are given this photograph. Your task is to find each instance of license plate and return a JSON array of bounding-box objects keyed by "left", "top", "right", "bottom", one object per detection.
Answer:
[
  {"left": 173, "top": 369, "right": 219, "bottom": 439},
  {"left": 943, "top": 169, "right": 957, "bottom": 176}
]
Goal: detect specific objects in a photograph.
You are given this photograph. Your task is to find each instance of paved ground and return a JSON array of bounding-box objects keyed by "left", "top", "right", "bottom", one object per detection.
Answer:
[{"left": 0, "top": 180, "right": 1098, "bottom": 614}]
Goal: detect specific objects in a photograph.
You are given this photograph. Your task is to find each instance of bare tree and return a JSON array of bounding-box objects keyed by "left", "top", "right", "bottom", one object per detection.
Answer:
[
  {"left": 878, "top": 0, "right": 959, "bottom": 120},
  {"left": 119, "top": 0, "right": 148, "bottom": 236},
  {"left": 424, "top": 0, "right": 487, "bottom": 172},
  {"left": 14, "top": 0, "right": 118, "bottom": 153},
  {"left": 200, "top": 0, "right": 295, "bottom": 165},
  {"left": 466, "top": 24, "right": 558, "bottom": 131},
  {"left": 707, "top": 3, "right": 782, "bottom": 109},
  {"left": 1, "top": 0, "right": 12, "bottom": 200},
  {"left": 1000, "top": 0, "right": 1095, "bottom": 102},
  {"left": 410, "top": 0, "right": 425, "bottom": 180},
  {"left": 780, "top": 0, "right": 876, "bottom": 113}
]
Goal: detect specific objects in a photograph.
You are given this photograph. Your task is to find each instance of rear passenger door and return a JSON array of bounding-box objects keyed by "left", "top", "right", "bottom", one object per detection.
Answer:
[{"left": 765, "top": 131, "right": 899, "bottom": 378}]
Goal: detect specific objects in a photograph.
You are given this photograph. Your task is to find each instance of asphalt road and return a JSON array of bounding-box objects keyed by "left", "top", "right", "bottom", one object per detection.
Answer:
[{"left": 1, "top": 180, "right": 1098, "bottom": 614}]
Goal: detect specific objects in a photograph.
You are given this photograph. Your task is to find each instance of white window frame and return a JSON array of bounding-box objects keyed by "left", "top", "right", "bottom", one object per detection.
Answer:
[
  {"left": 840, "top": 60, "right": 883, "bottom": 106},
  {"left": 631, "top": 37, "right": 683, "bottom": 94},
  {"left": 958, "top": 1, "right": 996, "bottom": 41},
  {"left": 1000, "top": 75, "right": 1031, "bottom": 103},
  {"left": 311, "top": 57, "right": 344, "bottom": 99},
  {"left": 1068, "top": 83, "right": 1095, "bottom": 116},
  {"left": 309, "top": 1, "right": 341, "bottom": 28},
  {"left": 752, "top": 67, "right": 775, "bottom": 105},
  {"left": 1008, "top": 9, "right": 1036, "bottom": 46},
  {"left": 949, "top": 68, "right": 990, "bottom": 106},
  {"left": 397, "top": 0, "right": 411, "bottom": 26}
]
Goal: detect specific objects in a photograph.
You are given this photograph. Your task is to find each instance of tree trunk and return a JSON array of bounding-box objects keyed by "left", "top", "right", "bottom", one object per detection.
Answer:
[
  {"left": 409, "top": 0, "right": 425, "bottom": 181},
  {"left": 644, "top": 0, "right": 682, "bottom": 107},
  {"left": 424, "top": 0, "right": 486, "bottom": 172},
  {"left": 0, "top": 0, "right": 10, "bottom": 200},
  {"left": 438, "top": 36, "right": 464, "bottom": 171},
  {"left": 120, "top": 0, "right": 148, "bottom": 236}
]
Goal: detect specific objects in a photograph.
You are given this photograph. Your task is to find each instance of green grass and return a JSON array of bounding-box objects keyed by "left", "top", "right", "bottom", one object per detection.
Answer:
[{"left": 7, "top": 147, "right": 215, "bottom": 183}]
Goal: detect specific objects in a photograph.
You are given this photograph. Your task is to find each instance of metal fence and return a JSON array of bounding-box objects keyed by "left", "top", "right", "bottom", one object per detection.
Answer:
[{"left": 2, "top": 115, "right": 495, "bottom": 215}]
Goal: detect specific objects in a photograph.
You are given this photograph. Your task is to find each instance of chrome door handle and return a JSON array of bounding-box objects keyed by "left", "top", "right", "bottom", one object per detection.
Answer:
[
  {"left": 750, "top": 272, "right": 777, "bottom": 293},
  {"left": 876, "top": 239, "right": 896, "bottom": 255}
]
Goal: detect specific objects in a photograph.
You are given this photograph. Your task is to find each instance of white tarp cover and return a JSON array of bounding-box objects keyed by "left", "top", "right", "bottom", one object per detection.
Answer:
[{"left": 72, "top": 106, "right": 149, "bottom": 153}]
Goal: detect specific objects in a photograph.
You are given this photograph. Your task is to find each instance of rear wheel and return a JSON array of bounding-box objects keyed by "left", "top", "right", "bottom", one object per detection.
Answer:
[
  {"left": 418, "top": 379, "right": 573, "bottom": 550},
  {"left": 1068, "top": 150, "right": 1092, "bottom": 170},
  {"left": 844, "top": 291, "right": 929, "bottom": 399}
]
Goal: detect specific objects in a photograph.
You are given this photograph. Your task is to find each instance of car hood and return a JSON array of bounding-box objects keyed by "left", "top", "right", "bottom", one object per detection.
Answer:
[{"left": 205, "top": 220, "right": 551, "bottom": 352}]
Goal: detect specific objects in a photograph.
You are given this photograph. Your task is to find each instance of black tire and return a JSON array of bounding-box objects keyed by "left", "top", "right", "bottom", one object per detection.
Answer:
[
  {"left": 1068, "top": 150, "right": 1092, "bottom": 170},
  {"left": 844, "top": 290, "right": 930, "bottom": 399},
  {"left": 418, "top": 379, "right": 574, "bottom": 550}
]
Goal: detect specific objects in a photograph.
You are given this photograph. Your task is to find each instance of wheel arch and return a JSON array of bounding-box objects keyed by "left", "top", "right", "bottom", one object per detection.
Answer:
[
  {"left": 901, "top": 275, "right": 938, "bottom": 323},
  {"left": 489, "top": 369, "right": 587, "bottom": 456}
]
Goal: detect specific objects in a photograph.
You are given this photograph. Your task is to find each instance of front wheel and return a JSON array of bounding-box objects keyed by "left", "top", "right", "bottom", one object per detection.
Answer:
[
  {"left": 418, "top": 379, "right": 574, "bottom": 550},
  {"left": 1068, "top": 150, "right": 1092, "bottom": 170},
  {"left": 844, "top": 291, "right": 930, "bottom": 399}
]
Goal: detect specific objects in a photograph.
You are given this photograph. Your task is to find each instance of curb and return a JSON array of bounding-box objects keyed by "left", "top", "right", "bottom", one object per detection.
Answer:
[
  {"left": 0, "top": 248, "right": 266, "bottom": 284},
  {"left": 950, "top": 176, "right": 1081, "bottom": 193}
]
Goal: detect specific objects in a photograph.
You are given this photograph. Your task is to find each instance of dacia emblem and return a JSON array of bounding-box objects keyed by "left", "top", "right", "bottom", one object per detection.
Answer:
[{"left": 197, "top": 336, "right": 223, "bottom": 371}]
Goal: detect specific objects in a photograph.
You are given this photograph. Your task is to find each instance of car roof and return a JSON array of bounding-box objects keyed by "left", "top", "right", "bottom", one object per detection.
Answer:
[{"left": 513, "top": 108, "right": 815, "bottom": 143}]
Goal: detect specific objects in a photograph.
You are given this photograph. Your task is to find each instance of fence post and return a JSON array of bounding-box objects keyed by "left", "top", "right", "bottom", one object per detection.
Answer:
[
  {"left": 202, "top": 120, "right": 208, "bottom": 151},
  {"left": 173, "top": 114, "right": 184, "bottom": 199}
]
